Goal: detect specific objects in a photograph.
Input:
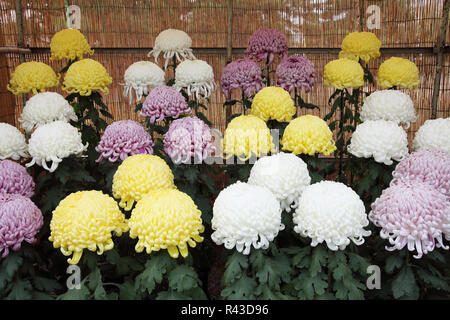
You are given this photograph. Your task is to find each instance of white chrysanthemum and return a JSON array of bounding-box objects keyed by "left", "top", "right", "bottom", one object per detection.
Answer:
[
  {"left": 0, "top": 123, "right": 28, "bottom": 160},
  {"left": 248, "top": 152, "right": 311, "bottom": 212},
  {"left": 175, "top": 59, "right": 216, "bottom": 99},
  {"left": 26, "top": 121, "right": 88, "bottom": 172},
  {"left": 148, "top": 29, "right": 196, "bottom": 69},
  {"left": 293, "top": 181, "right": 371, "bottom": 250},
  {"left": 360, "top": 90, "right": 417, "bottom": 128},
  {"left": 122, "top": 61, "right": 165, "bottom": 104},
  {"left": 348, "top": 120, "right": 408, "bottom": 165},
  {"left": 412, "top": 118, "right": 450, "bottom": 154},
  {"left": 211, "top": 181, "right": 284, "bottom": 255},
  {"left": 19, "top": 92, "right": 78, "bottom": 133}
]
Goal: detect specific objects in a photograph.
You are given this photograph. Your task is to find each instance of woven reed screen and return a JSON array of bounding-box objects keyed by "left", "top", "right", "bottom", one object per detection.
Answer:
[{"left": 1, "top": 0, "right": 449, "bottom": 145}]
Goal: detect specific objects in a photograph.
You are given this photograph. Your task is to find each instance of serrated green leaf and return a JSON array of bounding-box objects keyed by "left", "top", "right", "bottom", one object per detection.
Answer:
[
  {"left": 86, "top": 268, "right": 102, "bottom": 291},
  {"left": 94, "top": 285, "right": 108, "bottom": 300},
  {"left": 33, "top": 276, "right": 63, "bottom": 292},
  {"left": 58, "top": 285, "right": 91, "bottom": 300},
  {"left": 184, "top": 167, "right": 199, "bottom": 185},
  {"left": 168, "top": 265, "right": 201, "bottom": 292},
  {"left": 7, "top": 279, "right": 33, "bottom": 300},
  {"left": 310, "top": 246, "right": 327, "bottom": 277},
  {"left": 223, "top": 252, "right": 249, "bottom": 286},
  {"left": 2, "top": 254, "right": 23, "bottom": 280},
  {"left": 392, "top": 265, "right": 420, "bottom": 300},
  {"left": 156, "top": 290, "right": 190, "bottom": 300},
  {"left": 385, "top": 255, "right": 404, "bottom": 274},
  {"left": 135, "top": 254, "right": 173, "bottom": 294},
  {"left": 293, "top": 270, "right": 328, "bottom": 299},
  {"left": 221, "top": 275, "right": 257, "bottom": 300},
  {"left": 119, "top": 281, "right": 139, "bottom": 300},
  {"left": 416, "top": 268, "right": 450, "bottom": 292}
]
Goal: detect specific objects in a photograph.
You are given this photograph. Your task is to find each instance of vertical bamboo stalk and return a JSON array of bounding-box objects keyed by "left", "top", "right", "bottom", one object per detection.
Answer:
[
  {"left": 431, "top": 0, "right": 450, "bottom": 119},
  {"left": 225, "top": 0, "right": 233, "bottom": 125},
  {"left": 15, "top": 0, "right": 27, "bottom": 107}
]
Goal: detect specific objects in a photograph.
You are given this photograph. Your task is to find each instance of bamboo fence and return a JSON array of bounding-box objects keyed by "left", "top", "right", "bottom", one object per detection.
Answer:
[{"left": 0, "top": 0, "right": 449, "bottom": 145}]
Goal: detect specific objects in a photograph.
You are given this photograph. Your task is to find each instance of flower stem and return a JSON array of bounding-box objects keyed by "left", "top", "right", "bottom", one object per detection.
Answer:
[
  {"left": 338, "top": 90, "right": 345, "bottom": 182},
  {"left": 265, "top": 56, "right": 271, "bottom": 87}
]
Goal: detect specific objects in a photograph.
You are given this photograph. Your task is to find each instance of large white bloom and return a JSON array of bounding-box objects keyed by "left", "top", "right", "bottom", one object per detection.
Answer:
[
  {"left": 412, "top": 118, "right": 450, "bottom": 154},
  {"left": 26, "top": 121, "right": 87, "bottom": 172},
  {"left": 19, "top": 92, "right": 78, "bottom": 133},
  {"left": 148, "top": 29, "right": 196, "bottom": 69},
  {"left": 122, "top": 61, "right": 165, "bottom": 104},
  {"left": 175, "top": 59, "right": 216, "bottom": 99},
  {"left": 248, "top": 152, "right": 311, "bottom": 212},
  {"left": 348, "top": 120, "right": 408, "bottom": 165},
  {"left": 0, "top": 123, "right": 28, "bottom": 160},
  {"left": 211, "top": 181, "right": 284, "bottom": 255},
  {"left": 360, "top": 90, "right": 417, "bottom": 128},
  {"left": 293, "top": 181, "right": 371, "bottom": 250}
]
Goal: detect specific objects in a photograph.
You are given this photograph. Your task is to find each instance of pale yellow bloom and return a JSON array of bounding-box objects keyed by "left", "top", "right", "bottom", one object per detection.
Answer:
[
  {"left": 377, "top": 57, "right": 420, "bottom": 90},
  {"left": 323, "top": 58, "right": 364, "bottom": 90},
  {"left": 7, "top": 62, "right": 59, "bottom": 95},
  {"left": 250, "top": 86, "right": 295, "bottom": 122},
  {"left": 50, "top": 28, "right": 94, "bottom": 61},
  {"left": 339, "top": 32, "right": 381, "bottom": 63}
]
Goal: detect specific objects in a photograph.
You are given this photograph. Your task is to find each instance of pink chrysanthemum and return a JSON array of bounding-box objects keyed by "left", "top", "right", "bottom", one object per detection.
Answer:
[
  {"left": 369, "top": 181, "right": 449, "bottom": 259},
  {"left": 392, "top": 149, "right": 450, "bottom": 199},
  {"left": 95, "top": 120, "right": 154, "bottom": 163},
  {"left": 221, "top": 58, "right": 264, "bottom": 100},
  {"left": 140, "top": 86, "right": 191, "bottom": 124},
  {"left": 0, "top": 160, "right": 35, "bottom": 198},
  {"left": 276, "top": 55, "right": 315, "bottom": 93},
  {"left": 164, "top": 116, "right": 215, "bottom": 164},
  {"left": 0, "top": 193, "right": 43, "bottom": 258},
  {"left": 245, "top": 29, "right": 288, "bottom": 66}
]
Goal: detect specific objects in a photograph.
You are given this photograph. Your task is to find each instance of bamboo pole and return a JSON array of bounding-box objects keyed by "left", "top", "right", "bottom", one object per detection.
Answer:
[
  {"left": 0, "top": 47, "right": 31, "bottom": 54},
  {"left": 225, "top": 0, "right": 233, "bottom": 125},
  {"left": 431, "top": 0, "right": 450, "bottom": 119},
  {"left": 14, "top": 0, "right": 27, "bottom": 106}
]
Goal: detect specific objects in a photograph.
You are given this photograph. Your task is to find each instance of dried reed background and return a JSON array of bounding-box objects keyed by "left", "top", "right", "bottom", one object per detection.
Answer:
[{"left": 0, "top": 0, "right": 449, "bottom": 146}]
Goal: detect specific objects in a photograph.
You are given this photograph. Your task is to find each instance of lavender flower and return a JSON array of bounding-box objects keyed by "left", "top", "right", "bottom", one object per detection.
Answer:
[
  {"left": 221, "top": 58, "right": 263, "bottom": 100},
  {"left": 246, "top": 29, "right": 288, "bottom": 66},
  {"left": 141, "top": 86, "right": 191, "bottom": 124},
  {"left": 164, "top": 116, "right": 215, "bottom": 164},
  {"left": 0, "top": 160, "right": 35, "bottom": 198},
  {"left": 276, "top": 55, "right": 315, "bottom": 93},
  {"left": 96, "top": 120, "right": 154, "bottom": 163}
]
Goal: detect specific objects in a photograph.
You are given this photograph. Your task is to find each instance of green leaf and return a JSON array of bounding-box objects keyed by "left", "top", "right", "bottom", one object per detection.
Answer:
[
  {"left": 310, "top": 246, "right": 327, "bottom": 277},
  {"left": 94, "top": 285, "right": 108, "bottom": 300},
  {"left": 135, "top": 254, "right": 173, "bottom": 295},
  {"left": 33, "top": 276, "right": 63, "bottom": 292},
  {"left": 156, "top": 290, "right": 189, "bottom": 300},
  {"left": 391, "top": 265, "right": 420, "bottom": 300},
  {"left": 255, "top": 284, "right": 293, "bottom": 300},
  {"left": 293, "top": 270, "right": 328, "bottom": 299},
  {"left": 223, "top": 252, "right": 249, "bottom": 286},
  {"left": 119, "top": 281, "right": 139, "bottom": 300},
  {"left": 58, "top": 285, "right": 91, "bottom": 300},
  {"left": 385, "top": 255, "right": 404, "bottom": 274},
  {"left": 251, "top": 252, "right": 292, "bottom": 290},
  {"left": 183, "top": 167, "right": 199, "bottom": 185},
  {"left": 86, "top": 268, "right": 102, "bottom": 291},
  {"left": 168, "top": 265, "right": 201, "bottom": 292},
  {"left": 2, "top": 254, "right": 23, "bottom": 280},
  {"left": 7, "top": 279, "right": 32, "bottom": 300},
  {"left": 116, "top": 256, "right": 144, "bottom": 276},
  {"left": 416, "top": 268, "right": 450, "bottom": 292},
  {"left": 221, "top": 275, "right": 257, "bottom": 300}
]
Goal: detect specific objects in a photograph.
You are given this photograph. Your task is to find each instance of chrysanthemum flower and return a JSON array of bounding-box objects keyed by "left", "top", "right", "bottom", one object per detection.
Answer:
[
  {"left": 0, "top": 160, "right": 35, "bottom": 198},
  {"left": 338, "top": 32, "right": 381, "bottom": 63},
  {"left": 0, "top": 123, "right": 29, "bottom": 160},
  {"left": 19, "top": 92, "right": 78, "bottom": 133},
  {"left": 112, "top": 154, "right": 175, "bottom": 211},
  {"left": 250, "top": 86, "right": 296, "bottom": 122},
  {"left": 369, "top": 181, "right": 449, "bottom": 259},
  {"left": 223, "top": 115, "right": 275, "bottom": 161},
  {"left": 26, "top": 121, "right": 87, "bottom": 172},
  {"left": 245, "top": 29, "right": 288, "bottom": 66},
  {"left": 211, "top": 181, "right": 284, "bottom": 255},
  {"left": 62, "top": 58, "right": 112, "bottom": 96},
  {"left": 148, "top": 29, "right": 196, "bottom": 69},
  {"left": 7, "top": 62, "right": 59, "bottom": 95},
  {"left": 391, "top": 149, "right": 450, "bottom": 199},
  {"left": 50, "top": 28, "right": 94, "bottom": 61},
  {"left": 412, "top": 118, "right": 450, "bottom": 154},
  {"left": 293, "top": 181, "right": 371, "bottom": 250},
  {"left": 347, "top": 120, "right": 408, "bottom": 165},
  {"left": 377, "top": 57, "right": 420, "bottom": 90},
  {"left": 122, "top": 61, "right": 165, "bottom": 104},
  {"left": 129, "top": 189, "right": 204, "bottom": 258},
  {"left": 164, "top": 117, "right": 215, "bottom": 164},
  {"left": 281, "top": 115, "right": 336, "bottom": 156},
  {"left": 323, "top": 58, "right": 364, "bottom": 89},
  {"left": 220, "top": 58, "right": 263, "bottom": 100},
  {"left": 174, "top": 59, "right": 216, "bottom": 99},
  {"left": 0, "top": 193, "right": 43, "bottom": 258},
  {"left": 276, "top": 55, "right": 315, "bottom": 93},
  {"left": 248, "top": 152, "right": 311, "bottom": 212},
  {"left": 49, "top": 190, "right": 129, "bottom": 265},
  {"left": 95, "top": 120, "right": 154, "bottom": 163},
  {"left": 360, "top": 90, "right": 416, "bottom": 128},
  {"left": 140, "top": 86, "right": 191, "bottom": 123}
]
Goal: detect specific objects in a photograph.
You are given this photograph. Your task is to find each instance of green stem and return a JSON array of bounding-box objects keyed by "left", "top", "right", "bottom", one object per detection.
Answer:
[
  {"left": 242, "top": 91, "right": 246, "bottom": 115},
  {"left": 265, "top": 56, "right": 271, "bottom": 87},
  {"left": 338, "top": 90, "right": 345, "bottom": 182},
  {"left": 294, "top": 88, "right": 298, "bottom": 108}
]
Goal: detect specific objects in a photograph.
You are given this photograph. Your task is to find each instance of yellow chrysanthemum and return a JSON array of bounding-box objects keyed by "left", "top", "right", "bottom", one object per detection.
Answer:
[
  {"left": 7, "top": 62, "right": 59, "bottom": 95},
  {"left": 49, "top": 190, "right": 129, "bottom": 265},
  {"left": 223, "top": 115, "right": 275, "bottom": 160},
  {"left": 250, "top": 86, "right": 296, "bottom": 122},
  {"left": 50, "top": 28, "right": 94, "bottom": 61},
  {"left": 323, "top": 58, "right": 364, "bottom": 90},
  {"left": 339, "top": 32, "right": 381, "bottom": 63},
  {"left": 281, "top": 115, "right": 337, "bottom": 156},
  {"left": 377, "top": 57, "right": 420, "bottom": 90},
  {"left": 128, "top": 189, "right": 204, "bottom": 258},
  {"left": 62, "top": 58, "right": 112, "bottom": 96},
  {"left": 112, "top": 154, "right": 175, "bottom": 211}
]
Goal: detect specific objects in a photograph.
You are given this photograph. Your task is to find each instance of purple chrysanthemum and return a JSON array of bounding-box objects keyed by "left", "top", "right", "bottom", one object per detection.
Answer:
[
  {"left": 221, "top": 58, "right": 264, "bottom": 100},
  {"left": 0, "top": 160, "right": 35, "bottom": 198},
  {"left": 392, "top": 149, "right": 450, "bottom": 199},
  {"left": 0, "top": 193, "right": 43, "bottom": 258},
  {"left": 141, "top": 86, "right": 191, "bottom": 124},
  {"left": 95, "top": 120, "right": 154, "bottom": 163},
  {"left": 164, "top": 116, "right": 215, "bottom": 164},
  {"left": 245, "top": 29, "right": 288, "bottom": 66},
  {"left": 369, "top": 181, "right": 449, "bottom": 259},
  {"left": 276, "top": 55, "right": 315, "bottom": 93}
]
